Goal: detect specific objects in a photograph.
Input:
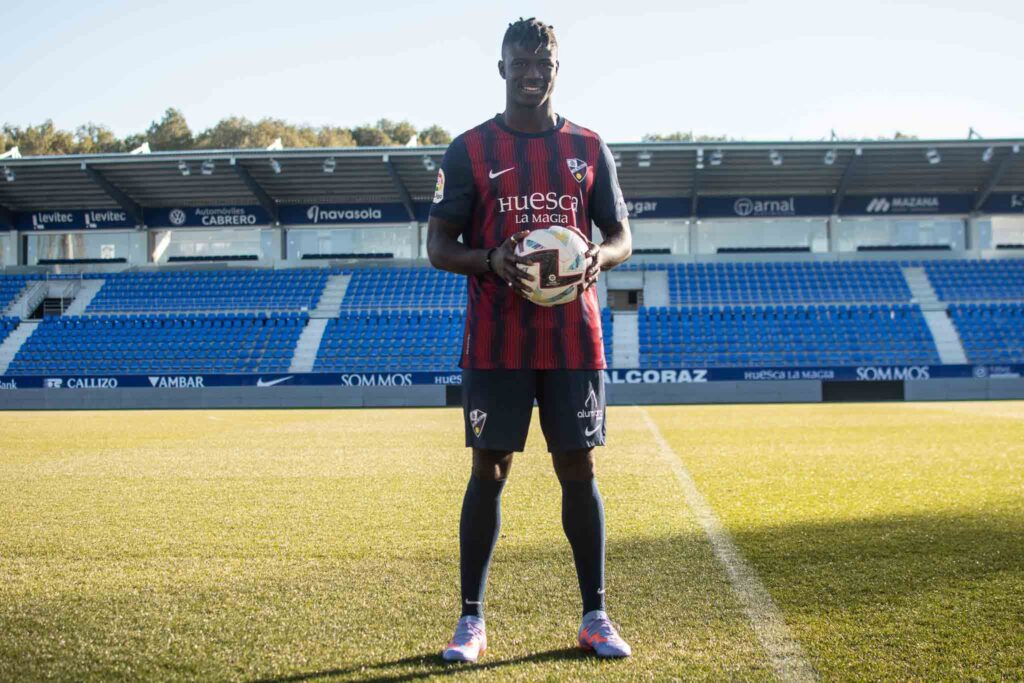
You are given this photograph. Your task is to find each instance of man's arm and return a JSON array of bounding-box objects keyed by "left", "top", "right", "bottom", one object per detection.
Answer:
[
  {"left": 582, "top": 218, "right": 631, "bottom": 289},
  {"left": 583, "top": 137, "right": 632, "bottom": 289},
  {"left": 427, "top": 216, "right": 533, "bottom": 296}
]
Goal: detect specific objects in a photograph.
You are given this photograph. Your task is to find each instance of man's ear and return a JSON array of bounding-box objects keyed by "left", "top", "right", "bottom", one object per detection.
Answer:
[{"left": 498, "top": 60, "right": 506, "bottom": 79}]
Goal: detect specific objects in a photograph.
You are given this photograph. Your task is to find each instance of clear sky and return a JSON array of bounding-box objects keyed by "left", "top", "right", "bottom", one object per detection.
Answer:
[{"left": 2, "top": 0, "right": 1021, "bottom": 144}]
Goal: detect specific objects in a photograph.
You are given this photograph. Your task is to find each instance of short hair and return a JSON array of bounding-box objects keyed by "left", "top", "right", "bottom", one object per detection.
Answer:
[{"left": 502, "top": 17, "right": 557, "bottom": 54}]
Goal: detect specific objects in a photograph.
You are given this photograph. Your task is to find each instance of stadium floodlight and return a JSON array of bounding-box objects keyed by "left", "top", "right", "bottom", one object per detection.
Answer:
[
  {"left": 926, "top": 148, "right": 941, "bottom": 165},
  {"left": 613, "top": 152, "right": 622, "bottom": 168},
  {"left": 200, "top": 159, "right": 215, "bottom": 176},
  {"left": 177, "top": 160, "right": 190, "bottom": 177},
  {"left": 695, "top": 148, "right": 704, "bottom": 170},
  {"left": 709, "top": 150, "right": 723, "bottom": 166},
  {"left": 823, "top": 149, "right": 837, "bottom": 165},
  {"left": 769, "top": 150, "right": 783, "bottom": 166},
  {"left": 3, "top": 166, "right": 14, "bottom": 182},
  {"left": 1014, "top": 144, "right": 1021, "bottom": 154},
  {"left": 855, "top": 146, "right": 863, "bottom": 156},
  {"left": 269, "top": 158, "right": 282, "bottom": 175},
  {"left": 129, "top": 142, "right": 151, "bottom": 155},
  {"left": 637, "top": 151, "right": 652, "bottom": 168},
  {"left": 322, "top": 157, "right": 336, "bottom": 174},
  {"left": 981, "top": 146, "right": 994, "bottom": 163},
  {"left": 0, "top": 145, "right": 23, "bottom": 160},
  {"left": 422, "top": 155, "right": 436, "bottom": 172}
]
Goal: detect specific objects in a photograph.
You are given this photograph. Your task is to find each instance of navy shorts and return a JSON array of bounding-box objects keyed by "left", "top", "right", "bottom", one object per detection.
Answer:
[{"left": 462, "top": 369, "right": 606, "bottom": 453}]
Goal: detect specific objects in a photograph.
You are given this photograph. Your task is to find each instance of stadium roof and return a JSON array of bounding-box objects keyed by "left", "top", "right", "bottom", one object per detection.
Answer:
[{"left": 0, "top": 138, "right": 1022, "bottom": 223}]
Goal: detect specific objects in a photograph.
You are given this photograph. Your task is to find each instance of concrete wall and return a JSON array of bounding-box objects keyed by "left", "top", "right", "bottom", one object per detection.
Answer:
[
  {"left": 606, "top": 380, "right": 821, "bottom": 405},
  {"left": 903, "top": 378, "right": 1024, "bottom": 401},
  {"left": 3, "top": 379, "right": 1022, "bottom": 411},
  {"left": 0, "top": 385, "right": 447, "bottom": 411}
]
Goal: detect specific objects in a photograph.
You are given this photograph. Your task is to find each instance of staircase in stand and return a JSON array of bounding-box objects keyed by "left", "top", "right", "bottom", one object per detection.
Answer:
[
  {"left": 64, "top": 280, "right": 105, "bottom": 316},
  {"left": 902, "top": 265, "right": 968, "bottom": 364},
  {"left": 288, "top": 318, "right": 329, "bottom": 373},
  {"left": 311, "top": 274, "right": 350, "bottom": 318},
  {"left": 611, "top": 312, "right": 639, "bottom": 368},
  {"left": 0, "top": 322, "right": 38, "bottom": 375},
  {"left": 4, "top": 282, "right": 46, "bottom": 318}
]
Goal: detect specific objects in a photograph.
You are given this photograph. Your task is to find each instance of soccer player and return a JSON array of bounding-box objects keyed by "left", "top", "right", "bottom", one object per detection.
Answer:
[{"left": 427, "top": 17, "right": 633, "bottom": 662}]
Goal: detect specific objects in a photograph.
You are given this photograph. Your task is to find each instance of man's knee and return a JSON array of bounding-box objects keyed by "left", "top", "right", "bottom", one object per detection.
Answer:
[
  {"left": 551, "top": 448, "right": 596, "bottom": 481},
  {"left": 472, "top": 448, "right": 514, "bottom": 480}
]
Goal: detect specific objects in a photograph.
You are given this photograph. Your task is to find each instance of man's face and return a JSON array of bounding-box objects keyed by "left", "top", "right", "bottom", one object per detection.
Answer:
[{"left": 499, "top": 42, "right": 558, "bottom": 108}]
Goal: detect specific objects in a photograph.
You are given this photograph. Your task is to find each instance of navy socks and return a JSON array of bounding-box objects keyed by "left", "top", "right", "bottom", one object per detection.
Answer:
[
  {"left": 560, "top": 478, "right": 607, "bottom": 615},
  {"left": 459, "top": 475, "right": 506, "bottom": 618}
]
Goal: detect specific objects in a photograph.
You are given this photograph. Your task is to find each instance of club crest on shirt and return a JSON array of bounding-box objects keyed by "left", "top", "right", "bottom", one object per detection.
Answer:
[
  {"left": 432, "top": 168, "right": 446, "bottom": 204},
  {"left": 566, "top": 158, "right": 588, "bottom": 183}
]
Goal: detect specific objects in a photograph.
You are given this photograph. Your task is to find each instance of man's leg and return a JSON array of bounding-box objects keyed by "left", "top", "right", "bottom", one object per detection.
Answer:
[
  {"left": 444, "top": 369, "right": 534, "bottom": 663},
  {"left": 539, "top": 370, "right": 630, "bottom": 657},
  {"left": 460, "top": 448, "right": 513, "bottom": 618},
  {"left": 551, "top": 449, "right": 605, "bottom": 616}
]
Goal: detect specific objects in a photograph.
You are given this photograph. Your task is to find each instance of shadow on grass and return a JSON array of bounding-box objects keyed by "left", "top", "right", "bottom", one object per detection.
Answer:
[
  {"left": 254, "top": 510, "right": 1024, "bottom": 681},
  {"left": 725, "top": 510, "right": 1024, "bottom": 612},
  {"left": 252, "top": 647, "right": 598, "bottom": 683}
]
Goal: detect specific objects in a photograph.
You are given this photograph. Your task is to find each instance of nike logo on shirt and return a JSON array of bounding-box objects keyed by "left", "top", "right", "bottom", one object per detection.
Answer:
[{"left": 488, "top": 167, "right": 514, "bottom": 179}]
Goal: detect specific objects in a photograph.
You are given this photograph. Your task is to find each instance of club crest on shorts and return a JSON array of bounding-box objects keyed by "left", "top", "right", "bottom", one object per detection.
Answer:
[
  {"left": 469, "top": 408, "right": 487, "bottom": 437},
  {"left": 432, "top": 168, "right": 446, "bottom": 204},
  {"left": 567, "top": 158, "right": 588, "bottom": 183}
]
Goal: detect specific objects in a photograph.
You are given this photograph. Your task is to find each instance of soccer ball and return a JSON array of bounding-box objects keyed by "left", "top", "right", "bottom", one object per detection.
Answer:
[{"left": 515, "top": 226, "right": 589, "bottom": 307}]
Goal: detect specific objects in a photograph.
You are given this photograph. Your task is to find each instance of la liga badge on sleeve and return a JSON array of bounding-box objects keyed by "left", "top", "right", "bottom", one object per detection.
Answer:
[{"left": 433, "top": 168, "right": 446, "bottom": 203}]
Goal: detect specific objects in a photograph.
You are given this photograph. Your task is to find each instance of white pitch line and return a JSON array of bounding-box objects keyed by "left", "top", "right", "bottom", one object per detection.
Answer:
[{"left": 638, "top": 406, "right": 819, "bottom": 682}]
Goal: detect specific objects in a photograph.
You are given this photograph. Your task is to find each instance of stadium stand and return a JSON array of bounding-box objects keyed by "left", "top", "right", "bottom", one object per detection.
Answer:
[
  {"left": 0, "top": 317, "right": 19, "bottom": 346},
  {"left": 602, "top": 308, "right": 614, "bottom": 363},
  {"left": 924, "top": 259, "right": 1024, "bottom": 301},
  {"left": 167, "top": 255, "right": 259, "bottom": 262},
  {"left": 948, "top": 304, "right": 1024, "bottom": 364},
  {"left": 628, "top": 261, "right": 913, "bottom": 305},
  {"left": 341, "top": 267, "right": 466, "bottom": 309},
  {"left": 86, "top": 269, "right": 331, "bottom": 313},
  {"left": 0, "top": 257, "right": 1021, "bottom": 377},
  {"left": 1, "top": 275, "right": 33, "bottom": 312},
  {"left": 314, "top": 309, "right": 463, "bottom": 372},
  {"left": 6, "top": 313, "right": 305, "bottom": 375},
  {"left": 638, "top": 304, "right": 939, "bottom": 367}
]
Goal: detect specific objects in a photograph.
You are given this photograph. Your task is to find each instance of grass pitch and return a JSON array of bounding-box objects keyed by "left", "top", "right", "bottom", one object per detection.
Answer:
[{"left": 1, "top": 402, "right": 1022, "bottom": 681}]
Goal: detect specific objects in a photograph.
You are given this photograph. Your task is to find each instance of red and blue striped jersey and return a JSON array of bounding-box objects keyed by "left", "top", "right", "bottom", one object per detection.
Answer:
[{"left": 430, "top": 114, "right": 627, "bottom": 369}]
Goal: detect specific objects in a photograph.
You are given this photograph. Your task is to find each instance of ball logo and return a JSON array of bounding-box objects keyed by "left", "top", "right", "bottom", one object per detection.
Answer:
[
  {"left": 169, "top": 209, "right": 187, "bottom": 226},
  {"left": 733, "top": 198, "right": 754, "bottom": 217},
  {"left": 1011, "top": 194, "right": 1024, "bottom": 209}
]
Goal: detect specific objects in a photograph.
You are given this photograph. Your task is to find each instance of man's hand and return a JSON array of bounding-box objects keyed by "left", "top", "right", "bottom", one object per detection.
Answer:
[
  {"left": 582, "top": 239, "right": 602, "bottom": 291},
  {"left": 491, "top": 230, "right": 533, "bottom": 298}
]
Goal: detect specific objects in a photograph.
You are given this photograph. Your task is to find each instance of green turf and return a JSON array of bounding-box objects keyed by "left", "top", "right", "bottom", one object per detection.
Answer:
[
  {"left": 0, "top": 403, "right": 1021, "bottom": 681},
  {"left": 648, "top": 402, "right": 1024, "bottom": 681}
]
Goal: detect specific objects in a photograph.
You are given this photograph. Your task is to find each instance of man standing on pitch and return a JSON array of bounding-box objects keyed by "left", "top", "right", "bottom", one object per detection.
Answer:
[{"left": 427, "top": 18, "right": 633, "bottom": 662}]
